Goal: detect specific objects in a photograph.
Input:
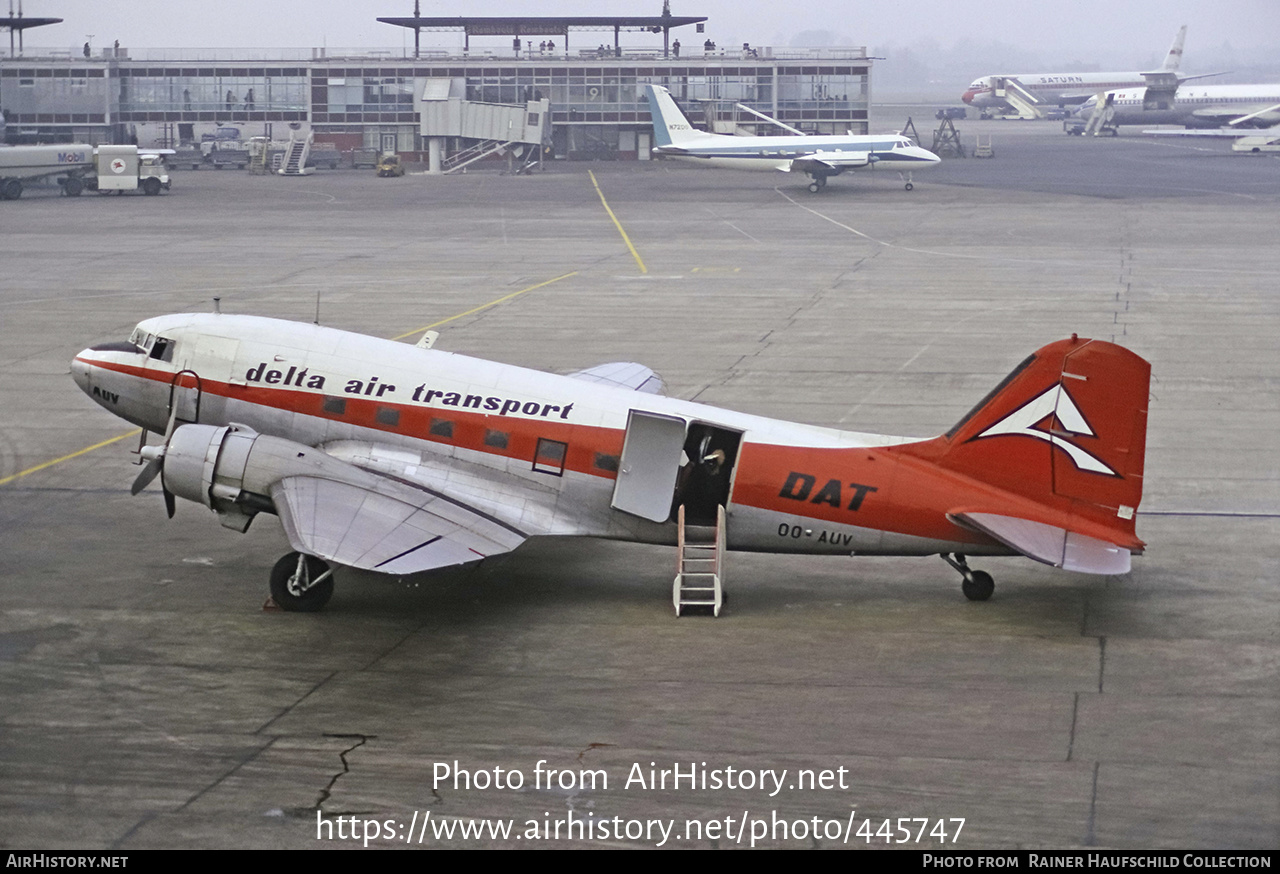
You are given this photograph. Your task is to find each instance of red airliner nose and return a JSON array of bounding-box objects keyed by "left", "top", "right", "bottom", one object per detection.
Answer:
[{"left": 962, "top": 90, "right": 977, "bottom": 104}]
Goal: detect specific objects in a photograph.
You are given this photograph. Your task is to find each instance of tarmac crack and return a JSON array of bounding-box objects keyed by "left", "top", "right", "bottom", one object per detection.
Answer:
[
  {"left": 1067, "top": 692, "right": 1080, "bottom": 762},
  {"left": 577, "top": 742, "right": 616, "bottom": 762},
  {"left": 312, "top": 732, "right": 378, "bottom": 814},
  {"left": 1083, "top": 760, "right": 1101, "bottom": 846}
]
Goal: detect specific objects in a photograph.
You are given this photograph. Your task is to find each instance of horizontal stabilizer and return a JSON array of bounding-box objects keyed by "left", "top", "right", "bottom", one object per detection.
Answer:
[
  {"left": 567, "top": 361, "right": 665, "bottom": 394},
  {"left": 950, "top": 511, "right": 1132, "bottom": 575},
  {"left": 271, "top": 475, "right": 526, "bottom": 575}
]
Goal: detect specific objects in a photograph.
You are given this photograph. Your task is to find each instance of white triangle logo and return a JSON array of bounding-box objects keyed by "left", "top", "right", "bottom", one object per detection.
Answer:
[{"left": 975, "top": 385, "right": 1117, "bottom": 476}]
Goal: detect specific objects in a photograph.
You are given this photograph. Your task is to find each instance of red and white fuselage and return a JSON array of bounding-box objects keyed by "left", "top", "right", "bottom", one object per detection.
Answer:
[{"left": 72, "top": 313, "right": 1150, "bottom": 587}]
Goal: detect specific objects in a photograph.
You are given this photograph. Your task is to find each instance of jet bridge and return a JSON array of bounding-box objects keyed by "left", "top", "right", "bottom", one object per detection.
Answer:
[
  {"left": 419, "top": 78, "right": 550, "bottom": 174},
  {"left": 992, "top": 77, "right": 1044, "bottom": 120}
]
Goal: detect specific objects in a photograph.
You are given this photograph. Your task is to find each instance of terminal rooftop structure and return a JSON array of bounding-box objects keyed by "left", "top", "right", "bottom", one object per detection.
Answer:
[{"left": 0, "top": 4, "right": 871, "bottom": 162}]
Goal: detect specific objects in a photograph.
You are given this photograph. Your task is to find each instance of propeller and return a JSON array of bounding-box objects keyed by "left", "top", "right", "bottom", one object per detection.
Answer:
[{"left": 130, "top": 403, "right": 179, "bottom": 517}]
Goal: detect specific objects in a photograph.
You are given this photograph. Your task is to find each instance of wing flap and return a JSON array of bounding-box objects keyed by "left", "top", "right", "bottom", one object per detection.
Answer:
[
  {"left": 271, "top": 475, "right": 526, "bottom": 575},
  {"left": 950, "top": 511, "right": 1132, "bottom": 575},
  {"left": 567, "top": 361, "right": 665, "bottom": 394}
]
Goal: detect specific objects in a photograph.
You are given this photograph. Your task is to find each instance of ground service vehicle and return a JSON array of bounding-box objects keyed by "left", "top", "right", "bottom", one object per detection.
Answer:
[{"left": 376, "top": 154, "right": 405, "bottom": 177}]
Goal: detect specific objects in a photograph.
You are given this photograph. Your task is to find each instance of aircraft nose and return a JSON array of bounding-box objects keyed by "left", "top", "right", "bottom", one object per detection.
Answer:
[
  {"left": 71, "top": 353, "right": 93, "bottom": 395},
  {"left": 962, "top": 90, "right": 975, "bottom": 104}
]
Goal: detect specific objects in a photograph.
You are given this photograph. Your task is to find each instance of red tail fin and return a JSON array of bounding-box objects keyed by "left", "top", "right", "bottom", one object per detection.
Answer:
[{"left": 898, "top": 336, "right": 1150, "bottom": 560}]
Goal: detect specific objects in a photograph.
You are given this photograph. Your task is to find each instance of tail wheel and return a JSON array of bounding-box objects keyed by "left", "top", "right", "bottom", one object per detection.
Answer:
[
  {"left": 961, "top": 570, "right": 995, "bottom": 602},
  {"left": 269, "top": 552, "right": 334, "bottom": 612}
]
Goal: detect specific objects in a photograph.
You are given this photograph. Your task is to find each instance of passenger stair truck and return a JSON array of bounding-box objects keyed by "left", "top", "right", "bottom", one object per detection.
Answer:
[
  {"left": 278, "top": 126, "right": 314, "bottom": 176},
  {"left": 991, "top": 76, "right": 1044, "bottom": 120}
]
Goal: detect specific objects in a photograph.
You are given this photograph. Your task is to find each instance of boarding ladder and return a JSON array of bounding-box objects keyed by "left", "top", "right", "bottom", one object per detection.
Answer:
[
  {"left": 993, "top": 77, "right": 1044, "bottom": 120},
  {"left": 1084, "top": 92, "right": 1118, "bottom": 136},
  {"left": 673, "top": 503, "right": 725, "bottom": 617},
  {"left": 278, "top": 129, "right": 314, "bottom": 176},
  {"left": 442, "top": 139, "right": 517, "bottom": 174}
]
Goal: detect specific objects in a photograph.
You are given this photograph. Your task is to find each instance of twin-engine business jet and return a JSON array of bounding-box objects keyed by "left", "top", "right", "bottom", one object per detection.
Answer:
[
  {"left": 644, "top": 84, "right": 940, "bottom": 192},
  {"left": 73, "top": 315, "right": 1150, "bottom": 613}
]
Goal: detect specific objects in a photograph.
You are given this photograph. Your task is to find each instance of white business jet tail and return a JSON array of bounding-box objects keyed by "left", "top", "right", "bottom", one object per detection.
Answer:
[{"left": 645, "top": 84, "right": 712, "bottom": 148}]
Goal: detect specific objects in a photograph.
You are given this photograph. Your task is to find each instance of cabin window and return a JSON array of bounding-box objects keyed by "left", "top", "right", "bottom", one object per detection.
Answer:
[
  {"left": 484, "top": 429, "right": 509, "bottom": 449},
  {"left": 322, "top": 396, "right": 346, "bottom": 415},
  {"left": 376, "top": 407, "right": 400, "bottom": 427},
  {"left": 533, "top": 438, "right": 567, "bottom": 476},
  {"left": 593, "top": 452, "right": 620, "bottom": 472},
  {"left": 429, "top": 418, "right": 454, "bottom": 438}
]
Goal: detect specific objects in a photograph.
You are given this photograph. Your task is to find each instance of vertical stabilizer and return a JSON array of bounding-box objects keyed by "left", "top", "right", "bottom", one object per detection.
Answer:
[
  {"left": 645, "top": 84, "right": 707, "bottom": 147},
  {"left": 894, "top": 337, "right": 1150, "bottom": 557},
  {"left": 1161, "top": 25, "right": 1187, "bottom": 72}
]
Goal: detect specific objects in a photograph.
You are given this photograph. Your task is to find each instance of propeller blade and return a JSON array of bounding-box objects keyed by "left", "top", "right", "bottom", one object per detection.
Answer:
[
  {"left": 162, "top": 401, "right": 180, "bottom": 441},
  {"left": 163, "top": 488, "right": 176, "bottom": 519},
  {"left": 130, "top": 456, "right": 162, "bottom": 495}
]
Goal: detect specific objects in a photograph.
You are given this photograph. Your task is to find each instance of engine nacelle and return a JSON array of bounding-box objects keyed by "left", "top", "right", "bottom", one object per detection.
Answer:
[{"left": 162, "top": 424, "right": 272, "bottom": 531}]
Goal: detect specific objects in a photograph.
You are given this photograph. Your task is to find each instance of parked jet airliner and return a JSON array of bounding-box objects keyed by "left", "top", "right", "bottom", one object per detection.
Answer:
[
  {"left": 962, "top": 26, "right": 1217, "bottom": 112},
  {"left": 644, "top": 84, "right": 940, "bottom": 192},
  {"left": 1081, "top": 83, "right": 1280, "bottom": 129},
  {"left": 72, "top": 314, "right": 1150, "bottom": 613}
]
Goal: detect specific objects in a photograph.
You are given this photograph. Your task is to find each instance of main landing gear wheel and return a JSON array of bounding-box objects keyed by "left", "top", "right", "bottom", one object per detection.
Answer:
[
  {"left": 269, "top": 552, "right": 334, "bottom": 612},
  {"left": 807, "top": 175, "right": 827, "bottom": 193},
  {"left": 942, "top": 553, "right": 994, "bottom": 601},
  {"left": 961, "top": 570, "right": 994, "bottom": 602},
  {"left": 904, "top": 182, "right": 914, "bottom": 191}
]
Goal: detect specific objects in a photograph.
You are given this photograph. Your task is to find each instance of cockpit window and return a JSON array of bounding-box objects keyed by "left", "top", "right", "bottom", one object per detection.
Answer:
[
  {"left": 128, "top": 328, "right": 157, "bottom": 352},
  {"left": 149, "top": 336, "right": 175, "bottom": 362}
]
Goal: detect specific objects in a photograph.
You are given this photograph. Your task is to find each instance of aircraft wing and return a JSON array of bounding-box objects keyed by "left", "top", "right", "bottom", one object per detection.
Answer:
[
  {"left": 270, "top": 472, "right": 526, "bottom": 575},
  {"left": 1189, "top": 104, "right": 1280, "bottom": 127},
  {"left": 567, "top": 361, "right": 665, "bottom": 394},
  {"left": 789, "top": 151, "right": 872, "bottom": 174},
  {"left": 1144, "top": 126, "right": 1279, "bottom": 139}
]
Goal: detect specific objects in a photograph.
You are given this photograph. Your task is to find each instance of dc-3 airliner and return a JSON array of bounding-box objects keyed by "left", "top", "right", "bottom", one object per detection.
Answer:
[
  {"left": 644, "top": 84, "right": 940, "bottom": 192},
  {"left": 73, "top": 314, "right": 1150, "bottom": 614}
]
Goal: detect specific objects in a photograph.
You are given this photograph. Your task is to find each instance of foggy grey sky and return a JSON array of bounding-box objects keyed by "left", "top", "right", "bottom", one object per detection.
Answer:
[{"left": 11, "top": 1, "right": 1278, "bottom": 71}]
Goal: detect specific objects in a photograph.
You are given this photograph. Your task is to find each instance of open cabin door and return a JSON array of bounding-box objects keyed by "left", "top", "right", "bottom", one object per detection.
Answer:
[{"left": 612, "top": 410, "right": 688, "bottom": 522}]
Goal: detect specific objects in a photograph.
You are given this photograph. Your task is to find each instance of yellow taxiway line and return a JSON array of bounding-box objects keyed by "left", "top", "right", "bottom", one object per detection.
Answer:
[
  {"left": 588, "top": 170, "right": 648, "bottom": 275},
  {"left": 390, "top": 271, "right": 578, "bottom": 341},
  {"left": 0, "top": 428, "right": 142, "bottom": 487}
]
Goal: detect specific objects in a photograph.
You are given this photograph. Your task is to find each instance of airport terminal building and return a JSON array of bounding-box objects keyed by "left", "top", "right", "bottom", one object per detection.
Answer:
[{"left": 0, "top": 12, "right": 871, "bottom": 161}]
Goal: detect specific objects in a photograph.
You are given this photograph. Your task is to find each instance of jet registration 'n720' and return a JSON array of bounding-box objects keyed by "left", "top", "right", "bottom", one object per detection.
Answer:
[{"left": 73, "top": 314, "right": 1150, "bottom": 613}]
